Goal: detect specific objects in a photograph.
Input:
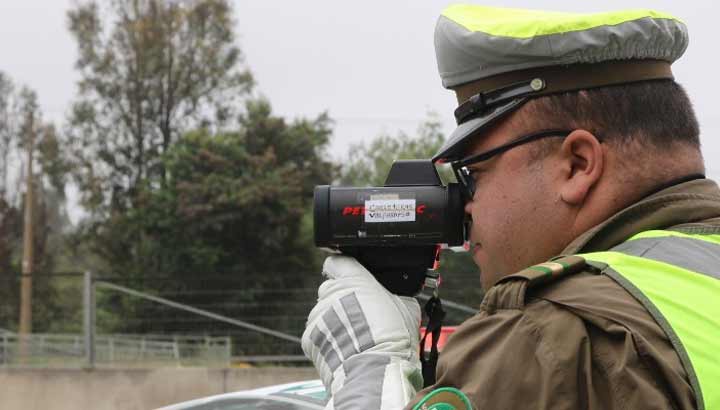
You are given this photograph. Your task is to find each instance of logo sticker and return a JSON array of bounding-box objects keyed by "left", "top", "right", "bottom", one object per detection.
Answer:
[{"left": 364, "top": 199, "right": 416, "bottom": 223}]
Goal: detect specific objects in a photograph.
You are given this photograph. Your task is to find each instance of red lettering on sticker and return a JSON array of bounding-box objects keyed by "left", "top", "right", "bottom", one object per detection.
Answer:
[{"left": 342, "top": 206, "right": 366, "bottom": 216}]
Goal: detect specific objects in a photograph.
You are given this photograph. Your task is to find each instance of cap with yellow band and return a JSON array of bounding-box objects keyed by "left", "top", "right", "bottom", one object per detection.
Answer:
[{"left": 432, "top": 5, "right": 689, "bottom": 162}]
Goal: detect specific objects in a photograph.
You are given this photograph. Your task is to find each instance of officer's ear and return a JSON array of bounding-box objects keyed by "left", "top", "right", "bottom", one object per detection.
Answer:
[{"left": 558, "top": 129, "right": 604, "bottom": 206}]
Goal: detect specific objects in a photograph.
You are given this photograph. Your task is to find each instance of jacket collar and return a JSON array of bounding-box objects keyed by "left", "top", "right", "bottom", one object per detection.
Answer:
[{"left": 562, "top": 178, "right": 720, "bottom": 254}]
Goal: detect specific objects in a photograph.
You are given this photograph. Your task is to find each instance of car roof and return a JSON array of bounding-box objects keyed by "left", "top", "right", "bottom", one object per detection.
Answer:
[{"left": 158, "top": 380, "right": 326, "bottom": 410}]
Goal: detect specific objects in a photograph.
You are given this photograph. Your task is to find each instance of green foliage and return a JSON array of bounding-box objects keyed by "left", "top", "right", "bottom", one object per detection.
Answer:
[
  {"left": 62, "top": 0, "right": 337, "bottom": 341},
  {"left": 66, "top": 0, "right": 254, "bottom": 214},
  {"left": 3, "top": 0, "right": 482, "bottom": 340},
  {"left": 88, "top": 98, "right": 332, "bottom": 276},
  {"left": 90, "top": 98, "right": 334, "bottom": 334},
  {"left": 0, "top": 73, "right": 74, "bottom": 332}
]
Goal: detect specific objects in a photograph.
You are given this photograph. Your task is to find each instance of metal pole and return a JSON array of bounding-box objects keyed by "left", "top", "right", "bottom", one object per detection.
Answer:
[
  {"left": 18, "top": 112, "right": 35, "bottom": 360},
  {"left": 83, "top": 271, "right": 95, "bottom": 368}
]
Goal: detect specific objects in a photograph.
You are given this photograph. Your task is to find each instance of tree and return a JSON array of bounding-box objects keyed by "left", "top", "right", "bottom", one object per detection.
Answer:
[
  {"left": 99, "top": 99, "right": 333, "bottom": 275},
  {"left": 65, "top": 0, "right": 258, "bottom": 322},
  {"left": 0, "top": 73, "right": 17, "bottom": 202},
  {"left": 66, "top": 0, "right": 253, "bottom": 214},
  {"left": 0, "top": 74, "right": 72, "bottom": 332},
  {"left": 64, "top": 1, "right": 337, "bottom": 345},
  {"left": 93, "top": 98, "right": 334, "bottom": 342},
  {"left": 0, "top": 72, "right": 19, "bottom": 277}
]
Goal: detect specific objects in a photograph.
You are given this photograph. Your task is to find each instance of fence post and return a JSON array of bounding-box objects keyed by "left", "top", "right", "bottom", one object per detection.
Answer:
[
  {"left": 84, "top": 271, "right": 95, "bottom": 368},
  {"left": 38, "top": 334, "right": 45, "bottom": 358},
  {"left": 225, "top": 336, "right": 231, "bottom": 367},
  {"left": 173, "top": 340, "right": 180, "bottom": 366},
  {"left": 2, "top": 334, "right": 7, "bottom": 366}
]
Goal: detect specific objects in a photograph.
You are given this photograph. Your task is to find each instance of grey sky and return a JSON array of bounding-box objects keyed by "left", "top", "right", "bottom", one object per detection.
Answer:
[{"left": 1, "top": 0, "right": 719, "bottom": 182}]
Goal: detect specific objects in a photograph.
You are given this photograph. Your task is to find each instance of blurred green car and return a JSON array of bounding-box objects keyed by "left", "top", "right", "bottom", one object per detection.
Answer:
[
  {"left": 157, "top": 380, "right": 327, "bottom": 410},
  {"left": 158, "top": 326, "right": 458, "bottom": 409}
]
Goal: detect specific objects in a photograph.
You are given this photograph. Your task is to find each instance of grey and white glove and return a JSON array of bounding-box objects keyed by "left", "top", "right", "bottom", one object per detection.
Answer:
[{"left": 302, "top": 255, "right": 423, "bottom": 410}]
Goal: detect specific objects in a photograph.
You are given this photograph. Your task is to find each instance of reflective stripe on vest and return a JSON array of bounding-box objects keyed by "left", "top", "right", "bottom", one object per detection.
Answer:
[{"left": 580, "top": 230, "right": 720, "bottom": 410}]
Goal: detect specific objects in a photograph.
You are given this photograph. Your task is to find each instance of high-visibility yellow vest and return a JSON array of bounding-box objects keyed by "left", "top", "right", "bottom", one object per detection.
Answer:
[{"left": 581, "top": 230, "right": 720, "bottom": 410}]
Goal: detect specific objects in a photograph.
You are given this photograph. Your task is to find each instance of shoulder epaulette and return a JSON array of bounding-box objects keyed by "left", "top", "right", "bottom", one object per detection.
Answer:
[
  {"left": 507, "top": 255, "right": 588, "bottom": 288},
  {"left": 481, "top": 255, "right": 589, "bottom": 312}
]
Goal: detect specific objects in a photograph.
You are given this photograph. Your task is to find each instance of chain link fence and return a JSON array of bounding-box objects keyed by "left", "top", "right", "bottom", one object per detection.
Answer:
[
  {"left": 0, "top": 266, "right": 483, "bottom": 368},
  {"left": 0, "top": 332, "right": 231, "bottom": 367}
]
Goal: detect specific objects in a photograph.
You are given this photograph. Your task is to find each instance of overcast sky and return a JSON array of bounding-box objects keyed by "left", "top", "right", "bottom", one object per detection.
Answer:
[{"left": 1, "top": 1, "right": 719, "bottom": 201}]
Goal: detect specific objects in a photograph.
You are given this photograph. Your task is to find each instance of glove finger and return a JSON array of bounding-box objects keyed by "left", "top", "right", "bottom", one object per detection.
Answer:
[
  {"left": 323, "top": 255, "right": 375, "bottom": 280},
  {"left": 396, "top": 296, "right": 422, "bottom": 340}
]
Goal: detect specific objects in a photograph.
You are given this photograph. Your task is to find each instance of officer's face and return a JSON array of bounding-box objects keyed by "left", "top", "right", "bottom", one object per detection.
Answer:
[{"left": 461, "top": 116, "right": 571, "bottom": 290}]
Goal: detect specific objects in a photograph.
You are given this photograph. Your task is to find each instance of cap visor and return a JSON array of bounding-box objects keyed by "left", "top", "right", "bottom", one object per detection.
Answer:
[{"left": 433, "top": 98, "right": 527, "bottom": 162}]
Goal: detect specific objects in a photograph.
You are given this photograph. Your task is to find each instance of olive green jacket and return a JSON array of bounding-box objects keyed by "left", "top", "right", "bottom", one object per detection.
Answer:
[{"left": 412, "top": 178, "right": 720, "bottom": 410}]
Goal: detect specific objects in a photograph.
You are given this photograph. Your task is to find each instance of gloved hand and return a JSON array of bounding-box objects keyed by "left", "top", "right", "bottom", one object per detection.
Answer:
[{"left": 302, "top": 255, "right": 423, "bottom": 410}]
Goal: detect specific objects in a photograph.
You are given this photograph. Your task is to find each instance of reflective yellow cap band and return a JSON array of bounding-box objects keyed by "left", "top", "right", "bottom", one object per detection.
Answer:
[{"left": 442, "top": 5, "right": 681, "bottom": 39}]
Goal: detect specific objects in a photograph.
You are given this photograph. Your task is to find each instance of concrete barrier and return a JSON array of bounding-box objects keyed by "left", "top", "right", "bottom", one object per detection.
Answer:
[{"left": 0, "top": 367, "right": 321, "bottom": 410}]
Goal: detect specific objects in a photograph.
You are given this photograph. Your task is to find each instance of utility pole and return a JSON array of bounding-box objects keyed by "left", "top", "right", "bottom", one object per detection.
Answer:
[{"left": 18, "top": 110, "right": 35, "bottom": 354}]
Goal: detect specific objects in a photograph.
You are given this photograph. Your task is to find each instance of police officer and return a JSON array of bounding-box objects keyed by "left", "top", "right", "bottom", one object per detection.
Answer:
[{"left": 302, "top": 5, "right": 720, "bottom": 410}]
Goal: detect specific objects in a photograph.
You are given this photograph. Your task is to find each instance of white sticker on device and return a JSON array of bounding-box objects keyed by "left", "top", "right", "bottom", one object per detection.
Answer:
[{"left": 364, "top": 199, "right": 416, "bottom": 223}]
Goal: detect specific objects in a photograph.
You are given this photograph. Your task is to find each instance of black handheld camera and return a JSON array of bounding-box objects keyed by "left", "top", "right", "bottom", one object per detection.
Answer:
[{"left": 313, "top": 160, "right": 466, "bottom": 296}]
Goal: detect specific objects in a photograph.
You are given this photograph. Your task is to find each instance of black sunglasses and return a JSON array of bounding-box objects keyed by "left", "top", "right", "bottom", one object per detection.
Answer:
[{"left": 451, "top": 129, "right": 573, "bottom": 199}]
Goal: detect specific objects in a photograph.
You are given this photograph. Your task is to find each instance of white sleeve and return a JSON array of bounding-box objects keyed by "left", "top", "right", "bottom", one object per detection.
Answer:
[{"left": 302, "top": 256, "right": 423, "bottom": 410}]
